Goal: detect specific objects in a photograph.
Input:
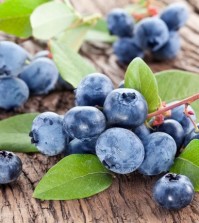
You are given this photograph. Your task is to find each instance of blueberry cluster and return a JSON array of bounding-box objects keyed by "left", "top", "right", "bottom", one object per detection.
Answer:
[
  {"left": 107, "top": 3, "right": 189, "bottom": 64},
  {"left": 0, "top": 41, "right": 61, "bottom": 110},
  {"left": 30, "top": 72, "right": 196, "bottom": 210}
]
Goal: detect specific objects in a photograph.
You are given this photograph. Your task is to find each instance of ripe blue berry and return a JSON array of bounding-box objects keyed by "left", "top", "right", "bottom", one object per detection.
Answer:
[
  {"left": 65, "top": 136, "right": 98, "bottom": 155},
  {"left": 138, "top": 132, "right": 177, "bottom": 175},
  {"left": 153, "top": 119, "right": 184, "bottom": 150},
  {"left": 63, "top": 106, "right": 106, "bottom": 139},
  {"left": 133, "top": 124, "right": 150, "bottom": 141},
  {"left": 0, "top": 151, "right": 22, "bottom": 184},
  {"left": 75, "top": 73, "right": 114, "bottom": 107},
  {"left": 113, "top": 38, "right": 144, "bottom": 64},
  {"left": 103, "top": 88, "right": 148, "bottom": 128},
  {"left": 96, "top": 128, "right": 145, "bottom": 174},
  {"left": 134, "top": 17, "right": 169, "bottom": 51},
  {"left": 168, "top": 102, "right": 196, "bottom": 135},
  {"left": 19, "top": 57, "right": 59, "bottom": 95},
  {"left": 107, "top": 8, "right": 134, "bottom": 37},
  {"left": 30, "top": 112, "right": 68, "bottom": 156},
  {"left": 153, "top": 32, "right": 180, "bottom": 61},
  {"left": 183, "top": 125, "right": 199, "bottom": 147},
  {"left": 160, "top": 3, "right": 189, "bottom": 31},
  {"left": 0, "top": 41, "right": 30, "bottom": 76},
  {"left": 153, "top": 173, "right": 194, "bottom": 210},
  {"left": 0, "top": 76, "right": 29, "bottom": 110}
]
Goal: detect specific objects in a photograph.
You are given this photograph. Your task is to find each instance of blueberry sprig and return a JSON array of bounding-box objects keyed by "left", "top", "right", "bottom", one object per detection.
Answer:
[
  {"left": 30, "top": 60, "right": 199, "bottom": 208},
  {"left": 107, "top": 3, "right": 189, "bottom": 64}
]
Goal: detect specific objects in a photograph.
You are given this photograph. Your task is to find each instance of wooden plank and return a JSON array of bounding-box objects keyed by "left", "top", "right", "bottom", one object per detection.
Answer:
[{"left": 1, "top": 0, "right": 199, "bottom": 222}]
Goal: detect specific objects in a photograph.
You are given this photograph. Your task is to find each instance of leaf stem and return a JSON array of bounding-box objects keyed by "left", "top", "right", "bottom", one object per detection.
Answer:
[
  {"left": 147, "top": 92, "right": 199, "bottom": 119},
  {"left": 67, "top": 13, "right": 101, "bottom": 30},
  {"left": 82, "top": 13, "right": 101, "bottom": 25}
]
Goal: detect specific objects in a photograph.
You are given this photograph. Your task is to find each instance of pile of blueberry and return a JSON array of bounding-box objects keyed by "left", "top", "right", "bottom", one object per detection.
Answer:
[
  {"left": 107, "top": 3, "right": 189, "bottom": 64},
  {"left": 28, "top": 72, "right": 197, "bottom": 209},
  {"left": 0, "top": 41, "right": 68, "bottom": 110}
]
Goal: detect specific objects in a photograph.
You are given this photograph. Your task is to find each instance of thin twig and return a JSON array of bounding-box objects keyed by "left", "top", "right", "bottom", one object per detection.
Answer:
[{"left": 147, "top": 93, "right": 199, "bottom": 119}]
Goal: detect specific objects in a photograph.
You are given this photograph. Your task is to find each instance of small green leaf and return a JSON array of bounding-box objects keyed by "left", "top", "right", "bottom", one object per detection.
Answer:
[
  {"left": 156, "top": 70, "right": 199, "bottom": 121},
  {"left": 85, "top": 18, "right": 117, "bottom": 43},
  {"left": 50, "top": 40, "right": 96, "bottom": 87},
  {"left": 170, "top": 140, "right": 199, "bottom": 191},
  {"left": 31, "top": 1, "right": 77, "bottom": 39},
  {"left": 33, "top": 154, "right": 113, "bottom": 200},
  {"left": 0, "top": 113, "right": 38, "bottom": 153},
  {"left": 0, "top": 0, "right": 49, "bottom": 38},
  {"left": 124, "top": 57, "right": 161, "bottom": 113},
  {"left": 56, "top": 25, "right": 90, "bottom": 52}
]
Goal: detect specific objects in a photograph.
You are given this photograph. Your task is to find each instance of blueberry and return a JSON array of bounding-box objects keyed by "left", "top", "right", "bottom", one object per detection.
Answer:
[
  {"left": 0, "top": 76, "right": 29, "bottom": 110},
  {"left": 118, "top": 80, "right": 124, "bottom": 88},
  {"left": 134, "top": 17, "right": 169, "bottom": 51},
  {"left": 133, "top": 124, "right": 150, "bottom": 141},
  {"left": 183, "top": 125, "right": 199, "bottom": 147},
  {"left": 0, "top": 151, "right": 22, "bottom": 184},
  {"left": 63, "top": 106, "right": 106, "bottom": 139},
  {"left": 107, "top": 8, "right": 134, "bottom": 37},
  {"left": 153, "top": 119, "right": 184, "bottom": 150},
  {"left": 75, "top": 73, "right": 114, "bottom": 107},
  {"left": 30, "top": 112, "right": 68, "bottom": 156},
  {"left": 168, "top": 102, "right": 196, "bottom": 135},
  {"left": 65, "top": 136, "right": 98, "bottom": 155},
  {"left": 160, "top": 3, "right": 189, "bottom": 31},
  {"left": 0, "top": 41, "right": 30, "bottom": 76},
  {"left": 153, "top": 32, "right": 180, "bottom": 60},
  {"left": 19, "top": 58, "right": 59, "bottom": 95},
  {"left": 153, "top": 173, "right": 194, "bottom": 210},
  {"left": 138, "top": 132, "right": 177, "bottom": 175},
  {"left": 96, "top": 127, "right": 144, "bottom": 174},
  {"left": 113, "top": 38, "right": 144, "bottom": 64},
  {"left": 103, "top": 88, "right": 148, "bottom": 128}
]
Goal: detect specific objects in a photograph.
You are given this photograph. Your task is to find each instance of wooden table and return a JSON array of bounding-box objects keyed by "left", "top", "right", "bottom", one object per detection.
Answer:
[{"left": 1, "top": 0, "right": 199, "bottom": 222}]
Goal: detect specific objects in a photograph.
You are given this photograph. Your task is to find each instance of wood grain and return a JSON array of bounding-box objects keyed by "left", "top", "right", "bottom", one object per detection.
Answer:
[{"left": 1, "top": 0, "right": 199, "bottom": 222}]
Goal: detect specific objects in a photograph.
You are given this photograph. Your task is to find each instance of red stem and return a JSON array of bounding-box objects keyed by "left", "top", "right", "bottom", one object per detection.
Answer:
[{"left": 147, "top": 92, "right": 199, "bottom": 119}]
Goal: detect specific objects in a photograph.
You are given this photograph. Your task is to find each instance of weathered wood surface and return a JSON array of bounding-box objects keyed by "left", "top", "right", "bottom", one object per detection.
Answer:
[{"left": 1, "top": 0, "right": 199, "bottom": 222}]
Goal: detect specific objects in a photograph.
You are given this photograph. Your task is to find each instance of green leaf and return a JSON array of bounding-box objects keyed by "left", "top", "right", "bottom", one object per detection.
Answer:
[
  {"left": 124, "top": 57, "right": 161, "bottom": 113},
  {"left": 33, "top": 154, "right": 113, "bottom": 200},
  {"left": 50, "top": 40, "right": 96, "bottom": 87},
  {"left": 31, "top": 1, "right": 77, "bottom": 40},
  {"left": 0, "top": 0, "right": 49, "bottom": 38},
  {"left": 86, "top": 18, "right": 117, "bottom": 43},
  {"left": 170, "top": 140, "right": 199, "bottom": 191},
  {"left": 56, "top": 25, "right": 90, "bottom": 52},
  {"left": 156, "top": 70, "right": 199, "bottom": 121},
  {"left": 0, "top": 113, "right": 39, "bottom": 153},
  {"left": 55, "top": 14, "right": 102, "bottom": 52}
]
